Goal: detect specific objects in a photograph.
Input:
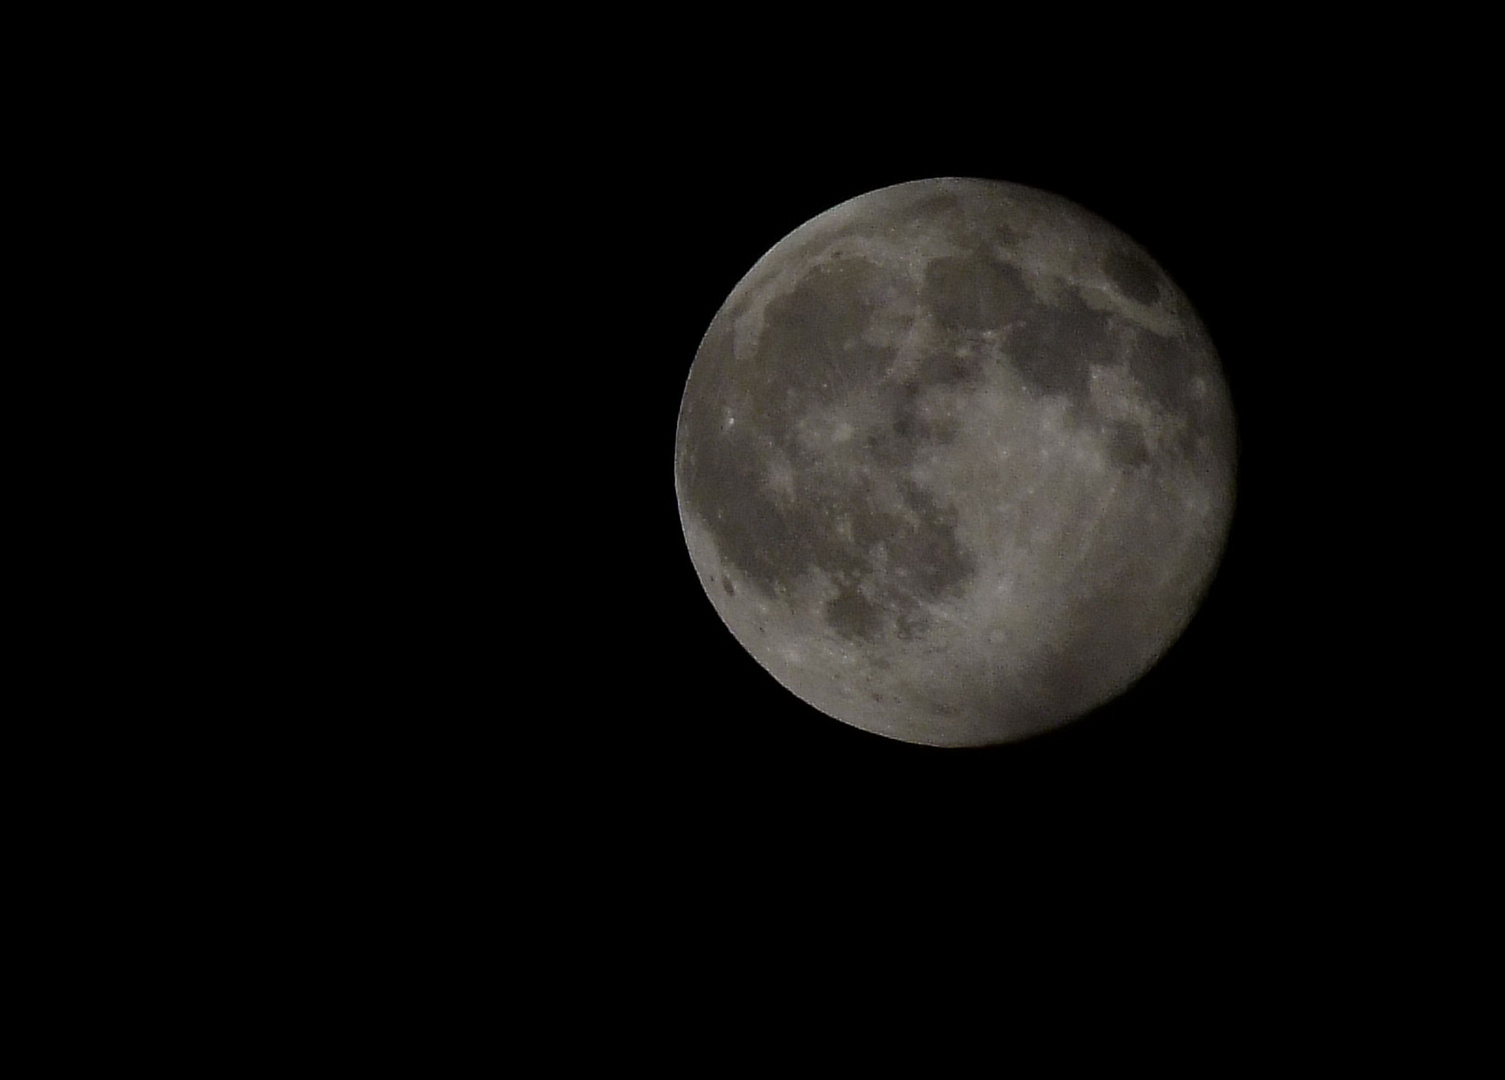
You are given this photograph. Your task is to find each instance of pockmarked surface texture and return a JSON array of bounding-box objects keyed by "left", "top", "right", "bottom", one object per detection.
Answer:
[{"left": 674, "top": 178, "right": 1236, "bottom": 747}]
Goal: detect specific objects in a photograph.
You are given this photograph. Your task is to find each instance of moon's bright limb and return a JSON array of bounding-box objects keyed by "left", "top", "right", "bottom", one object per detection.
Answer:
[{"left": 675, "top": 178, "right": 1236, "bottom": 747}]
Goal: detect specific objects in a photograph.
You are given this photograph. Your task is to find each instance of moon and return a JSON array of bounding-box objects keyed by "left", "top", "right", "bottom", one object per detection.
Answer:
[{"left": 674, "top": 178, "right": 1236, "bottom": 747}]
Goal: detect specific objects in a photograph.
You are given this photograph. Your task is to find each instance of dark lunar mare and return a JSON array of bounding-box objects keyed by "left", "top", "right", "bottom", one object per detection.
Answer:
[
  {"left": 678, "top": 255, "right": 980, "bottom": 644},
  {"left": 679, "top": 182, "right": 1231, "bottom": 700},
  {"left": 678, "top": 229, "right": 1215, "bottom": 645}
]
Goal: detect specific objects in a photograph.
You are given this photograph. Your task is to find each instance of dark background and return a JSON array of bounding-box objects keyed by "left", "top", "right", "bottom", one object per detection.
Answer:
[
  {"left": 43, "top": 20, "right": 1480, "bottom": 1042},
  {"left": 81, "top": 31, "right": 1478, "bottom": 1048},
  {"left": 359, "top": 52, "right": 1466, "bottom": 911}
]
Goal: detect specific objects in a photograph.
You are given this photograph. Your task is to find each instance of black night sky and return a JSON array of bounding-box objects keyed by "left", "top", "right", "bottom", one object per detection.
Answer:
[{"left": 380, "top": 57, "right": 1458, "bottom": 910}]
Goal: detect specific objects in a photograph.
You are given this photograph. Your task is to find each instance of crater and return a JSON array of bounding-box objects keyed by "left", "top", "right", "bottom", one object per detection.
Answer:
[
  {"left": 1103, "top": 248, "right": 1161, "bottom": 306},
  {"left": 904, "top": 191, "right": 964, "bottom": 231},
  {"left": 895, "top": 480, "right": 976, "bottom": 602},
  {"left": 1122, "top": 331, "right": 1199, "bottom": 417},
  {"left": 889, "top": 386, "right": 960, "bottom": 448},
  {"left": 1006, "top": 291, "right": 1117, "bottom": 404},
  {"left": 912, "top": 344, "right": 983, "bottom": 389},
  {"left": 824, "top": 587, "right": 886, "bottom": 642},
  {"left": 895, "top": 609, "right": 932, "bottom": 641},
  {"left": 1104, "top": 420, "right": 1151, "bottom": 468},
  {"left": 921, "top": 255, "right": 1029, "bottom": 336},
  {"left": 739, "top": 258, "right": 905, "bottom": 422}
]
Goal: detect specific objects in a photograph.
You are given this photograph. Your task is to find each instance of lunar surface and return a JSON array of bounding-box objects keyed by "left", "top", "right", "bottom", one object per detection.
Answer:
[{"left": 674, "top": 178, "right": 1236, "bottom": 747}]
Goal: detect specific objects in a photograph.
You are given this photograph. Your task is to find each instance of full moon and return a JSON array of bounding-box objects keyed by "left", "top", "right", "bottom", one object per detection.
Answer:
[{"left": 674, "top": 178, "right": 1236, "bottom": 747}]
